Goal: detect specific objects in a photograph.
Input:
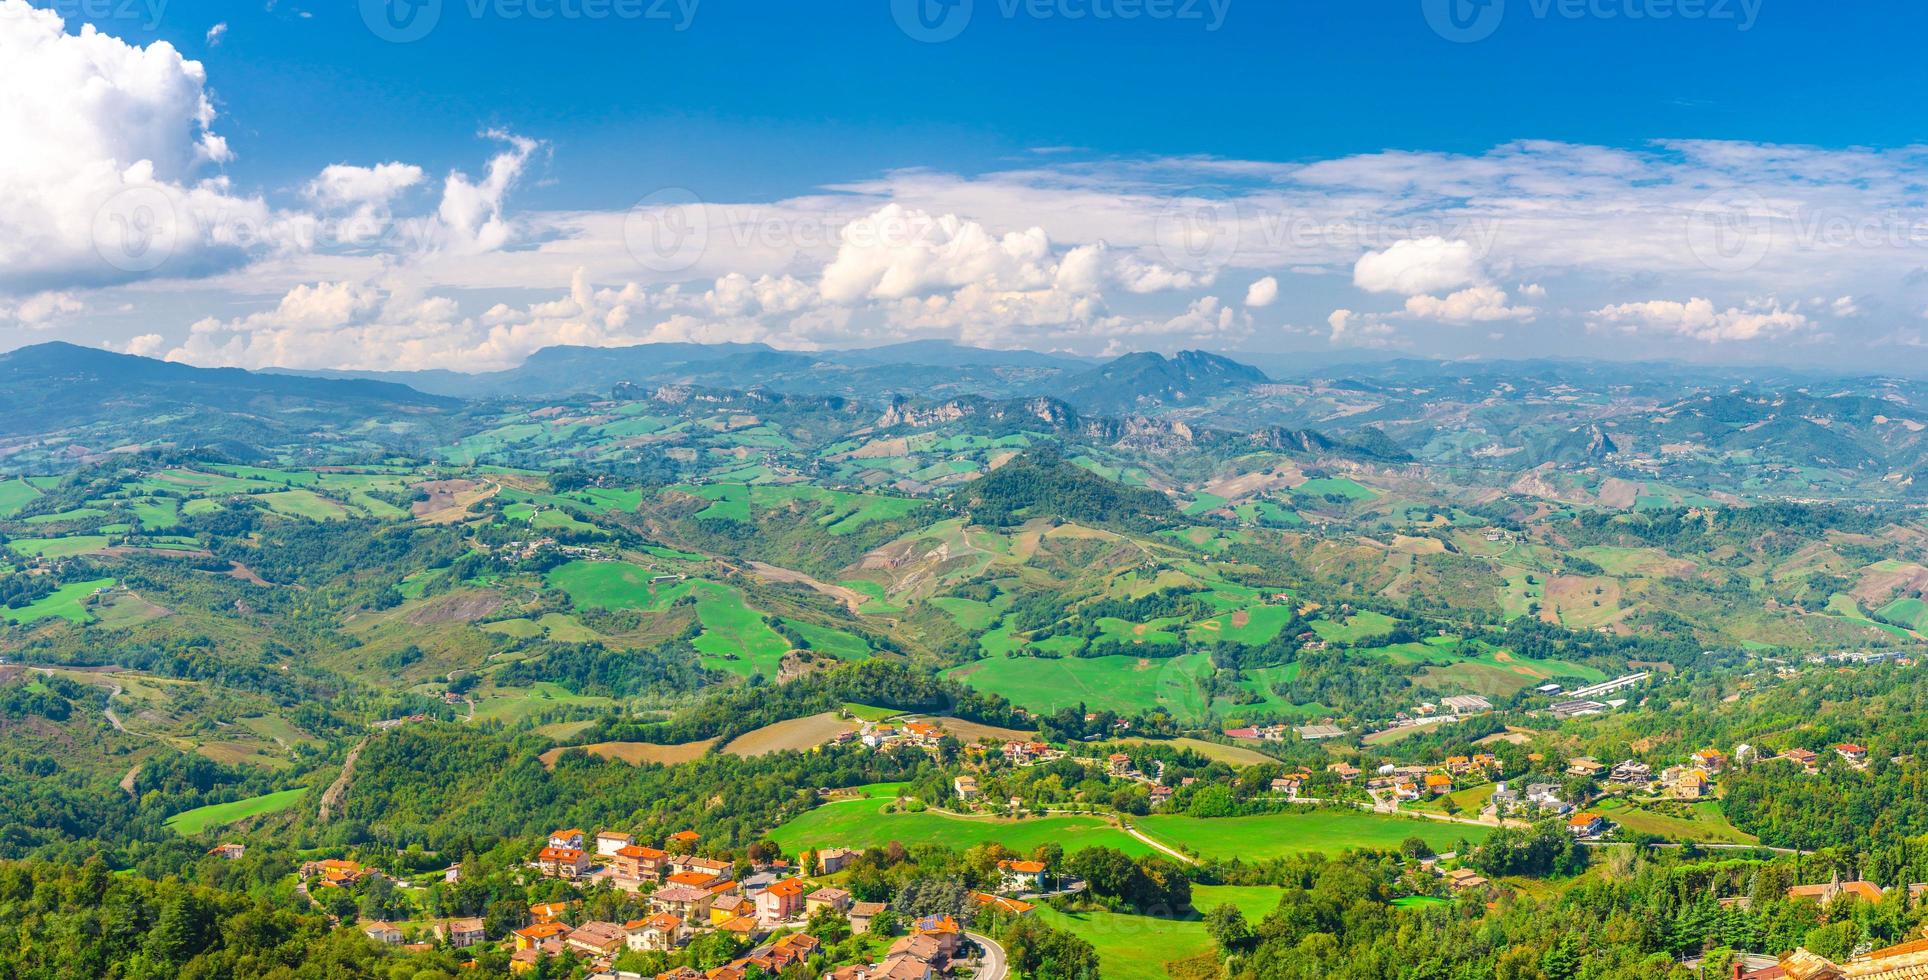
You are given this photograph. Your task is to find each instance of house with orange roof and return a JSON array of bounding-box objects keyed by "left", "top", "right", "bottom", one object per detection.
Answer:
[
  {"left": 1691, "top": 749, "right": 1727, "bottom": 774},
  {"left": 528, "top": 901, "right": 575, "bottom": 924},
  {"left": 537, "top": 845, "right": 590, "bottom": 878},
  {"left": 513, "top": 922, "right": 571, "bottom": 951},
  {"left": 1788, "top": 873, "right": 1884, "bottom": 906},
  {"left": 1107, "top": 753, "right": 1132, "bottom": 774},
  {"left": 973, "top": 892, "right": 1036, "bottom": 915},
  {"left": 997, "top": 859, "right": 1047, "bottom": 893},
  {"left": 548, "top": 828, "right": 586, "bottom": 850},
  {"left": 1424, "top": 773, "right": 1454, "bottom": 795},
  {"left": 611, "top": 844, "right": 669, "bottom": 881},
  {"left": 1567, "top": 812, "right": 1606, "bottom": 837},
  {"left": 626, "top": 913, "right": 685, "bottom": 952},
  {"left": 668, "top": 830, "right": 701, "bottom": 846},
  {"left": 756, "top": 877, "right": 808, "bottom": 924}
]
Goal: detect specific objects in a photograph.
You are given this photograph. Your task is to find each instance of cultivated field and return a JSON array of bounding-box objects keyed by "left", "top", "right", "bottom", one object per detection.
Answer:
[
  {"left": 722, "top": 712, "right": 858, "bottom": 757},
  {"left": 1135, "top": 809, "right": 1490, "bottom": 862},
  {"left": 165, "top": 788, "right": 309, "bottom": 836},
  {"left": 539, "top": 739, "right": 717, "bottom": 769}
]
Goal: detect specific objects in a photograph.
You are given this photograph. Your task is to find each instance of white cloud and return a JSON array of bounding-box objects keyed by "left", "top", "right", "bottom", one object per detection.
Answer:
[
  {"left": 205, "top": 23, "right": 227, "bottom": 46},
  {"left": 1243, "top": 276, "right": 1279, "bottom": 308},
  {"left": 0, "top": 0, "right": 263, "bottom": 291},
  {"left": 1, "top": 291, "right": 83, "bottom": 328},
  {"left": 1352, "top": 237, "right": 1485, "bottom": 296},
  {"left": 1327, "top": 308, "right": 1396, "bottom": 348},
  {"left": 435, "top": 130, "right": 540, "bottom": 255},
  {"left": 1403, "top": 284, "right": 1536, "bottom": 323},
  {"left": 306, "top": 162, "right": 426, "bottom": 211},
  {"left": 1585, "top": 298, "right": 1812, "bottom": 343},
  {"left": 819, "top": 204, "right": 1054, "bottom": 303}
]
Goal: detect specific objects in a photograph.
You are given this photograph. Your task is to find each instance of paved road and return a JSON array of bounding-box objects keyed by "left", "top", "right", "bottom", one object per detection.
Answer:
[{"left": 966, "top": 932, "right": 1008, "bottom": 980}]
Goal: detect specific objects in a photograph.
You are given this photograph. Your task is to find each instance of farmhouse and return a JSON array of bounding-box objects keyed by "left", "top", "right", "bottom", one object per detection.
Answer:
[
  {"left": 998, "top": 859, "right": 1047, "bottom": 893},
  {"left": 362, "top": 922, "right": 404, "bottom": 945},
  {"left": 1837, "top": 743, "right": 1869, "bottom": 764},
  {"left": 952, "top": 776, "right": 979, "bottom": 801},
  {"left": 849, "top": 901, "right": 888, "bottom": 934},
  {"left": 430, "top": 918, "right": 486, "bottom": 948},
  {"left": 1692, "top": 749, "right": 1728, "bottom": 774},
  {"left": 1567, "top": 813, "right": 1606, "bottom": 837},
  {"left": 816, "top": 847, "right": 862, "bottom": 874},
  {"left": 1788, "top": 874, "right": 1884, "bottom": 905},
  {"left": 807, "top": 886, "right": 853, "bottom": 915}
]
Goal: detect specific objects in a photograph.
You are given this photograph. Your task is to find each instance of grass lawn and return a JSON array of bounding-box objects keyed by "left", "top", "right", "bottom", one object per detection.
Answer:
[
  {"left": 1135, "top": 809, "right": 1490, "bottom": 862},
  {"left": 1309, "top": 610, "right": 1398, "bottom": 643},
  {"left": 3, "top": 577, "right": 114, "bottom": 625},
  {"left": 0, "top": 478, "right": 41, "bottom": 517},
  {"left": 165, "top": 788, "right": 309, "bottom": 835},
  {"left": 9, "top": 536, "right": 110, "bottom": 558},
  {"left": 947, "top": 652, "right": 1216, "bottom": 721},
  {"left": 769, "top": 799, "right": 1149, "bottom": 857},
  {"left": 1036, "top": 884, "right": 1280, "bottom": 980},
  {"left": 1595, "top": 798, "right": 1757, "bottom": 844}
]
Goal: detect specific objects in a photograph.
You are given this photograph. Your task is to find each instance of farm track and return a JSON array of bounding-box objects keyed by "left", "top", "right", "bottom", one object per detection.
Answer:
[{"left": 319, "top": 738, "right": 366, "bottom": 822}]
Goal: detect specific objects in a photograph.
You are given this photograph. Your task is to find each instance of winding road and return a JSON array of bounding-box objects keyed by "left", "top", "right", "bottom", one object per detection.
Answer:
[{"left": 965, "top": 931, "right": 1008, "bottom": 980}]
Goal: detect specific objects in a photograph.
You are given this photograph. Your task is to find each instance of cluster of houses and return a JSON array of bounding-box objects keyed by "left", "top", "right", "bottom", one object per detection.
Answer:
[
  {"left": 1370, "top": 753, "right": 1504, "bottom": 804},
  {"left": 572, "top": 914, "right": 979, "bottom": 980},
  {"left": 508, "top": 827, "right": 1034, "bottom": 977},
  {"left": 837, "top": 720, "right": 951, "bottom": 752}
]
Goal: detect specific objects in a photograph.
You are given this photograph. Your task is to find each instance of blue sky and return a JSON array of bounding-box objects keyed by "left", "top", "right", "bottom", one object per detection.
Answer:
[
  {"left": 7, "top": 0, "right": 1928, "bottom": 372},
  {"left": 125, "top": 1, "right": 1927, "bottom": 202}
]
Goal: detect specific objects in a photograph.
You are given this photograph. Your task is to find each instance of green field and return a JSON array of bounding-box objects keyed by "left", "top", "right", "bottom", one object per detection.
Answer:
[
  {"left": 546, "top": 561, "right": 669, "bottom": 610},
  {"left": 1037, "top": 884, "right": 1281, "bottom": 980},
  {"left": 0, "top": 479, "right": 41, "bottom": 517},
  {"left": 769, "top": 798, "right": 1149, "bottom": 857},
  {"left": 164, "top": 788, "right": 309, "bottom": 835},
  {"left": 9, "top": 536, "right": 110, "bottom": 558},
  {"left": 1295, "top": 477, "right": 1377, "bottom": 501},
  {"left": 1, "top": 577, "right": 115, "bottom": 625},
  {"left": 1135, "top": 809, "right": 1490, "bottom": 862},
  {"left": 687, "top": 582, "right": 792, "bottom": 677},
  {"left": 1877, "top": 596, "right": 1928, "bottom": 631},
  {"left": 1594, "top": 798, "right": 1756, "bottom": 844},
  {"left": 949, "top": 652, "right": 1216, "bottom": 721}
]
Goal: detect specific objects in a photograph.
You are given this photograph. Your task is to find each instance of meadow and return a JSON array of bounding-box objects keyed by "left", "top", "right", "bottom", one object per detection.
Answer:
[
  {"left": 1037, "top": 884, "right": 1282, "bottom": 980},
  {"left": 768, "top": 798, "right": 1150, "bottom": 857},
  {"left": 948, "top": 651, "right": 1216, "bottom": 721},
  {"left": 164, "top": 788, "right": 309, "bottom": 836},
  {"left": 1134, "top": 808, "right": 1490, "bottom": 862}
]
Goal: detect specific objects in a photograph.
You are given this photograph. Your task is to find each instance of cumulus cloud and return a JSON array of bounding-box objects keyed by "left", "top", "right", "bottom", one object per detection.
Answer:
[
  {"left": 1327, "top": 308, "right": 1397, "bottom": 348},
  {"left": 1243, "top": 276, "right": 1279, "bottom": 308},
  {"left": 1352, "top": 237, "right": 1485, "bottom": 296},
  {"left": 818, "top": 204, "right": 1054, "bottom": 303},
  {"left": 1, "top": 291, "right": 83, "bottom": 328},
  {"left": 1403, "top": 285, "right": 1536, "bottom": 323},
  {"left": 0, "top": 0, "right": 264, "bottom": 291},
  {"left": 435, "top": 130, "right": 540, "bottom": 255},
  {"left": 1585, "top": 298, "right": 1812, "bottom": 343}
]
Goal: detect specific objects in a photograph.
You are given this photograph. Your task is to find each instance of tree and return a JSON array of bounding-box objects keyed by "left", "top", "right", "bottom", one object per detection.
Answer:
[{"left": 1204, "top": 903, "right": 1253, "bottom": 954}]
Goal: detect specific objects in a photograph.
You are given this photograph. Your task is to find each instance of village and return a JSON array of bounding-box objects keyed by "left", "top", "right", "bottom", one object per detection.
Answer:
[{"left": 293, "top": 822, "right": 1036, "bottom": 980}]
